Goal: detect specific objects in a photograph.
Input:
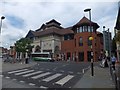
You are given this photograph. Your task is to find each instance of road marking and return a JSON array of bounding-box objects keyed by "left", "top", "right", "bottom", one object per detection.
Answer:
[
  {"left": 0, "top": 75, "right": 3, "bottom": 77},
  {"left": 82, "top": 69, "right": 85, "bottom": 73},
  {"left": 40, "top": 86, "right": 48, "bottom": 89},
  {"left": 22, "top": 71, "right": 43, "bottom": 77},
  {"left": 20, "top": 81, "right": 25, "bottom": 83},
  {"left": 29, "top": 83, "right": 35, "bottom": 86},
  {"left": 68, "top": 71, "right": 73, "bottom": 74},
  {"left": 5, "top": 76, "right": 10, "bottom": 79},
  {"left": 8, "top": 69, "right": 28, "bottom": 74},
  {"left": 55, "top": 75, "right": 74, "bottom": 86},
  {"left": 12, "top": 79, "right": 17, "bottom": 81},
  {"left": 15, "top": 70, "right": 34, "bottom": 75},
  {"left": 43, "top": 73, "right": 62, "bottom": 82},
  {"left": 31, "top": 72, "right": 51, "bottom": 79}
]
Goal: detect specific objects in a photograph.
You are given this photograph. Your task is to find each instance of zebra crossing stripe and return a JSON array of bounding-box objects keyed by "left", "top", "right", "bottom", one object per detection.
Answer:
[
  {"left": 40, "top": 86, "right": 48, "bottom": 89},
  {"left": 31, "top": 72, "right": 51, "bottom": 79},
  {"left": 22, "top": 71, "right": 43, "bottom": 77},
  {"left": 8, "top": 69, "right": 28, "bottom": 74},
  {"left": 15, "top": 70, "right": 34, "bottom": 75},
  {"left": 42, "top": 73, "right": 62, "bottom": 82},
  {"left": 55, "top": 75, "right": 74, "bottom": 86},
  {"left": 0, "top": 75, "right": 3, "bottom": 77}
]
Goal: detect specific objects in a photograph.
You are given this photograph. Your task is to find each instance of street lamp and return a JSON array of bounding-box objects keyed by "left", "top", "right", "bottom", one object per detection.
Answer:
[
  {"left": 84, "top": 8, "right": 94, "bottom": 76},
  {"left": 0, "top": 16, "right": 5, "bottom": 34}
]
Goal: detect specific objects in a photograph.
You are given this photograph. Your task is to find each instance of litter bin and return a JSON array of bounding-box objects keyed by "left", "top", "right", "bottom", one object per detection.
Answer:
[{"left": 25, "top": 58, "right": 28, "bottom": 64}]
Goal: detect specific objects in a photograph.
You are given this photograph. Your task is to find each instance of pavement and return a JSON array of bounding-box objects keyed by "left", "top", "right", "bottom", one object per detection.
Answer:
[
  {"left": 73, "top": 66, "right": 115, "bottom": 89},
  {"left": 1, "top": 60, "right": 38, "bottom": 89},
  {"left": 1, "top": 60, "right": 116, "bottom": 89}
]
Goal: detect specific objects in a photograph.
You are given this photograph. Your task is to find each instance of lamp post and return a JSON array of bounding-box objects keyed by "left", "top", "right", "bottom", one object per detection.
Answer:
[
  {"left": 0, "top": 16, "right": 5, "bottom": 34},
  {"left": 84, "top": 8, "right": 94, "bottom": 76}
]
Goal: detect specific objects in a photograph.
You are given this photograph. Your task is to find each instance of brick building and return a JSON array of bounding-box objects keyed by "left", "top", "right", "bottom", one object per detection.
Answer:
[
  {"left": 26, "top": 17, "right": 103, "bottom": 62},
  {"left": 61, "top": 16, "right": 103, "bottom": 62}
]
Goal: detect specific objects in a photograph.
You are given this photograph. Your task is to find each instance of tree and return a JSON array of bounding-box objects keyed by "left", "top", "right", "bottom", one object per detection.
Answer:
[{"left": 15, "top": 38, "right": 33, "bottom": 59}]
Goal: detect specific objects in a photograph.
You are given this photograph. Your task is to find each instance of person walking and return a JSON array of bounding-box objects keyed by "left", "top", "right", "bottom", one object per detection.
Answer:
[{"left": 111, "top": 55, "right": 117, "bottom": 70}]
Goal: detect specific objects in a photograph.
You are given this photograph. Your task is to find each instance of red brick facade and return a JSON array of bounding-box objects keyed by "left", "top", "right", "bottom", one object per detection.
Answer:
[{"left": 61, "top": 17, "right": 103, "bottom": 62}]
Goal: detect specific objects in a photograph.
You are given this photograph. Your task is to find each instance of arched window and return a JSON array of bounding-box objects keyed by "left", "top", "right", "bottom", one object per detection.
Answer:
[
  {"left": 35, "top": 45, "right": 41, "bottom": 52},
  {"left": 54, "top": 46, "right": 60, "bottom": 54},
  {"left": 79, "top": 37, "right": 83, "bottom": 46}
]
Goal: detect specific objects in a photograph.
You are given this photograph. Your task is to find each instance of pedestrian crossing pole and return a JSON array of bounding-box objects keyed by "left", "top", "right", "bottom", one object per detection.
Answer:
[
  {"left": 84, "top": 8, "right": 94, "bottom": 76},
  {"left": 89, "top": 37, "right": 94, "bottom": 76}
]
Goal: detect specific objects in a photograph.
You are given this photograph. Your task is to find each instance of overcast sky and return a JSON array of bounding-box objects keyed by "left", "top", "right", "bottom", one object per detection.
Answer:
[{"left": 0, "top": 0, "right": 119, "bottom": 49}]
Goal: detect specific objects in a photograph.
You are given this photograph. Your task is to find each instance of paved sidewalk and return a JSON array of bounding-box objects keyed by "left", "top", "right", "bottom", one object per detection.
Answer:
[
  {"left": 1, "top": 61, "right": 38, "bottom": 89},
  {"left": 74, "top": 66, "right": 115, "bottom": 88},
  {"left": 2, "top": 61, "right": 37, "bottom": 72}
]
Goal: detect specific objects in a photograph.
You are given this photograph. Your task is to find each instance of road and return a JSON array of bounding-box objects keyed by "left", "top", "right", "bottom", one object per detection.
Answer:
[{"left": 2, "top": 61, "right": 92, "bottom": 88}]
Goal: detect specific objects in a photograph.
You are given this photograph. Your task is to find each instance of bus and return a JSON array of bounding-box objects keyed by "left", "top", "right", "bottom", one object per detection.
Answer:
[{"left": 31, "top": 52, "right": 54, "bottom": 62}]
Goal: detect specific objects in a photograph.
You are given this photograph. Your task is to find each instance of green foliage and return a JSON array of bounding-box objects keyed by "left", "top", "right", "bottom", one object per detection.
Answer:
[{"left": 15, "top": 38, "right": 33, "bottom": 53}]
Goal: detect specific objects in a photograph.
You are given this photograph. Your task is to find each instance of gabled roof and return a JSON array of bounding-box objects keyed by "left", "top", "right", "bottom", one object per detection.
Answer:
[
  {"left": 75, "top": 16, "right": 99, "bottom": 28},
  {"left": 25, "top": 30, "right": 35, "bottom": 38},
  {"left": 34, "top": 27, "right": 74, "bottom": 37},
  {"left": 36, "top": 24, "right": 46, "bottom": 31},
  {"left": 115, "top": 7, "right": 120, "bottom": 30},
  {"left": 46, "top": 19, "right": 61, "bottom": 25}
]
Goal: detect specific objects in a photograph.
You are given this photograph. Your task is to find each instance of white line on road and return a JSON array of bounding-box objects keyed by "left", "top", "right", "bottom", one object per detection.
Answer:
[
  {"left": 40, "top": 86, "right": 48, "bottom": 89},
  {"left": 19, "top": 81, "right": 25, "bottom": 83},
  {"left": 0, "top": 75, "right": 3, "bottom": 77},
  {"left": 29, "top": 83, "right": 35, "bottom": 86},
  {"left": 31, "top": 72, "right": 51, "bottom": 79},
  {"left": 5, "top": 76, "right": 10, "bottom": 79},
  {"left": 12, "top": 79, "right": 17, "bottom": 80},
  {"left": 55, "top": 75, "right": 74, "bottom": 86},
  {"left": 22, "top": 71, "right": 43, "bottom": 77},
  {"left": 15, "top": 70, "right": 34, "bottom": 75},
  {"left": 42, "top": 73, "right": 62, "bottom": 82},
  {"left": 8, "top": 69, "right": 28, "bottom": 74}
]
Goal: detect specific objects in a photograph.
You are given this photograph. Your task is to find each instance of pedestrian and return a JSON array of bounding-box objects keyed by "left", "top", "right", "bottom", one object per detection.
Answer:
[{"left": 111, "top": 55, "right": 117, "bottom": 70}]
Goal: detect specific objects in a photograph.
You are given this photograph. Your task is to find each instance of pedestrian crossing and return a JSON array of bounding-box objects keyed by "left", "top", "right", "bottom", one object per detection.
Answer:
[
  {"left": 4, "top": 68, "right": 77, "bottom": 88},
  {"left": 42, "top": 73, "right": 62, "bottom": 82},
  {"left": 55, "top": 75, "right": 74, "bottom": 86}
]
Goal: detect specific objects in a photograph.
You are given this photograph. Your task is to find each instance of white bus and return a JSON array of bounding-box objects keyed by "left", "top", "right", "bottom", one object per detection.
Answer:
[{"left": 31, "top": 52, "right": 54, "bottom": 62}]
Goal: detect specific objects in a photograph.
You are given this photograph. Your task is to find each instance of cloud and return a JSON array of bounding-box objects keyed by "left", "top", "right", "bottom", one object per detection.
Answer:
[
  {"left": 6, "top": 15, "right": 25, "bottom": 29},
  {"left": 0, "top": 0, "right": 119, "bottom": 48}
]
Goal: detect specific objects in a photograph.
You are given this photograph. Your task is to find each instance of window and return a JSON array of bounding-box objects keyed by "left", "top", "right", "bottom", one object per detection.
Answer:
[
  {"left": 79, "top": 37, "right": 83, "bottom": 46},
  {"left": 88, "top": 26, "right": 93, "bottom": 32},
  {"left": 88, "top": 26, "right": 91, "bottom": 32},
  {"left": 91, "top": 26, "right": 94, "bottom": 32},
  {"left": 79, "top": 27, "right": 82, "bottom": 32},
  {"left": 77, "top": 27, "right": 79, "bottom": 33},
  {"left": 78, "top": 52, "right": 84, "bottom": 61},
  {"left": 84, "top": 26, "right": 87, "bottom": 32}
]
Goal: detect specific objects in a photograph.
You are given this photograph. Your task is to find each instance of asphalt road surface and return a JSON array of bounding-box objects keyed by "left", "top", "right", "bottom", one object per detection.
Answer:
[{"left": 2, "top": 61, "right": 91, "bottom": 88}]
